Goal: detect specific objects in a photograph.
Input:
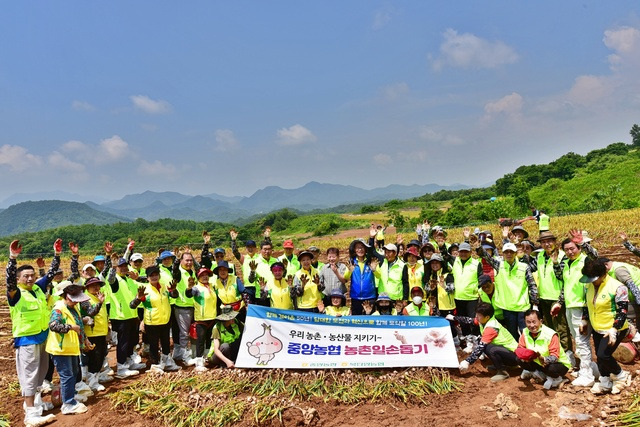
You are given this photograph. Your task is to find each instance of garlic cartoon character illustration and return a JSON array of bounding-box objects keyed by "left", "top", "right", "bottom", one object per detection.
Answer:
[{"left": 247, "top": 323, "right": 283, "bottom": 365}]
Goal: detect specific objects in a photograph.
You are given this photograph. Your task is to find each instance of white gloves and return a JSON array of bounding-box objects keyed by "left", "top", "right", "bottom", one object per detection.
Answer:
[
  {"left": 445, "top": 314, "right": 455, "bottom": 321},
  {"left": 603, "top": 327, "right": 618, "bottom": 346},
  {"left": 459, "top": 360, "right": 470, "bottom": 372}
]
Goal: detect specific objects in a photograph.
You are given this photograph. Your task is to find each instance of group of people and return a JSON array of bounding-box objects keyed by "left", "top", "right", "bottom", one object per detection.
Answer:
[{"left": 7, "top": 219, "right": 640, "bottom": 426}]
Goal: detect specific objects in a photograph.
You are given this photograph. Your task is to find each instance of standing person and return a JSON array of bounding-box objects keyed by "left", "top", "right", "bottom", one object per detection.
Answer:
[
  {"left": 424, "top": 254, "right": 457, "bottom": 342},
  {"left": 207, "top": 306, "right": 244, "bottom": 368},
  {"left": 517, "top": 309, "right": 571, "bottom": 390},
  {"left": 538, "top": 210, "right": 550, "bottom": 233},
  {"left": 258, "top": 262, "right": 294, "bottom": 310},
  {"left": 557, "top": 230, "right": 600, "bottom": 387},
  {"left": 292, "top": 251, "right": 323, "bottom": 312},
  {"left": 453, "top": 302, "right": 519, "bottom": 382},
  {"left": 231, "top": 228, "right": 271, "bottom": 302},
  {"left": 80, "top": 278, "right": 108, "bottom": 392},
  {"left": 371, "top": 243, "right": 408, "bottom": 303},
  {"left": 212, "top": 261, "right": 246, "bottom": 315},
  {"left": 446, "top": 242, "right": 483, "bottom": 350},
  {"left": 581, "top": 258, "right": 631, "bottom": 395},
  {"left": 344, "top": 239, "right": 377, "bottom": 315},
  {"left": 375, "top": 224, "right": 386, "bottom": 250},
  {"left": 46, "top": 281, "right": 92, "bottom": 415},
  {"left": 403, "top": 247, "right": 424, "bottom": 295},
  {"left": 308, "top": 246, "right": 325, "bottom": 271},
  {"left": 7, "top": 239, "right": 59, "bottom": 427},
  {"left": 185, "top": 267, "right": 218, "bottom": 372},
  {"left": 279, "top": 239, "right": 300, "bottom": 278},
  {"left": 477, "top": 242, "right": 539, "bottom": 340},
  {"left": 246, "top": 240, "right": 279, "bottom": 300},
  {"left": 171, "top": 250, "right": 197, "bottom": 363},
  {"left": 604, "top": 258, "right": 640, "bottom": 331},
  {"left": 318, "top": 248, "right": 348, "bottom": 306},
  {"left": 107, "top": 257, "right": 145, "bottom": 377},
  {"left": 528, "top": 232, "right": 572, "bottom": 354}
]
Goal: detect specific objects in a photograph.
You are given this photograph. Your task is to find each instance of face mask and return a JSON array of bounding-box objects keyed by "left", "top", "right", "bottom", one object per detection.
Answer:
[{"left": 412, "top": 296, "right": 423, "bottom": 305}]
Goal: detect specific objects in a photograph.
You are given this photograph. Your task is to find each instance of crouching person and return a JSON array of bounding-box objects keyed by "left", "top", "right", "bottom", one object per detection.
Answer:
[
  {"left": 207, "top": 305, "right": 244, "bottom": 368},
  {"left": 516, "top": 309, "right": 570, "bottom": 390},
  {"left": 451, "top": 302, "right": 519, "bottom": 382},
  {"left": 46, "top": 281, "right": 92, "bottom": 415}
]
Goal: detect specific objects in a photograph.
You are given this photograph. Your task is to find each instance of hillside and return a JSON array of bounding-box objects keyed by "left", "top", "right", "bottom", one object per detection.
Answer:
[{"left": 0, "top": 200, "right": 129, "bottom": 237}]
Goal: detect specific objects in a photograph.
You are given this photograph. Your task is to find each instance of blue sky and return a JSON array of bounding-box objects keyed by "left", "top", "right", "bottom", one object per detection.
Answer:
[{"left": 1, "top": 2, "right": 639, "bottom": 201}]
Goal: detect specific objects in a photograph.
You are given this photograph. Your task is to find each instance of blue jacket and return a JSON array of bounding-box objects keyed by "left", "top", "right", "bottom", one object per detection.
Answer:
[{"left": 349, "top": 259, "right": 376, "bottom": 300}]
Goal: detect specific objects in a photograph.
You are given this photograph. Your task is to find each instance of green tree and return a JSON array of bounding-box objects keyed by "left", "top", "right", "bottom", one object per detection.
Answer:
[{"left": 631, "top": 124, "right": 640, "bottom": 147}]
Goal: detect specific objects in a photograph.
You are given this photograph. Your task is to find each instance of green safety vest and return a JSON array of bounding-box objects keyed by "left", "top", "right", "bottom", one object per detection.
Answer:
[
  {"left": 479, "top": 291, "right": 503, "bottom": 320},
  {"left": 452, "top": 257, "right": 480, "bottom": 301},
  {"left": 375, "top": 259, "right": 405, "bottom": 301},
  {"left": 537, "top": 250, "right": 564, "bottom": 300},
  {"left": 242, "top": 253, "right": 261, "bottom": 292},
  {"left": 562, "top": 253, "right": 587, "bottom": 309},
  {"left": 251, "top": 256, "right": 279, "bottom": 298},
  {"left": 522, "top": 324, "right": 571, "bottom": 368},
  {"left": 216, "top": 321, "right": 242, "bottom": 344},
  {"left": 480, "top": 317, "right": 517, "bottom": 351},
  {"left": 405, "top": 302, "right": 429, "bottom": 316},
  {"left": 609, "top": 261, "right": 640, "bottom": 304},
  {"left": 174, "top": 266, "right": 195, "bottom": 308},
  {"left": 278, "top": 254, "right": 300, "bottom": 278},
  {"left": 538, "top": 214, "right": 550, "bottom": 231},
  {"left": 494, "top": 260, "right": 530, "bottom": 311},
  {"left": 10, "top": 285, "right": 50, "bottom": 338},
  {"left": 109, "top": 275, "right": 138, "bottom": 320}
]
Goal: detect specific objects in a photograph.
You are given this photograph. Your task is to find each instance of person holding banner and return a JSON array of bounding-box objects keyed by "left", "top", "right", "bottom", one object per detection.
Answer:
[
  {"left": 207, "top": 305, "right": 244, "bottom": 368},
  {"left": 451, "top": 302, "right": 519, "bottom": 382},
  {"left": 363, "top": 292, "right": 398, "bottom": 315},
  {"left": 403, "top": 286, "right": 430, "bottom": 316},
  {"left": 318, "top": 289, "right": 351, "bottom": 316},
  {"left": 292, "top": 251, "right": 323, "bottom": 313},
  {"left": 257, "top": 262, "right": 294, "bottom": 310}
]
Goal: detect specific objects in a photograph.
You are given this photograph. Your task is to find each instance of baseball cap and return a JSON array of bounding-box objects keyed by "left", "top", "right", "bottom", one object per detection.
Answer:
[
  {"left": 283, "top": 240, "right": 294, "bottom": 249},
  {"left": 117, "top": 257, "right": 128, "bottom": 266},
  {"left": 214, "top": 248, "right": 225, "bottom": 255},
  {"left": 82, "top": 263, "right": 96, "bottom": 272},
  {"left": 458, "top": 242, "right": 472, "bottom": 252},
  {"left": 158, "top": 250, "right": 175, "bottom": 260},
  {"left": 130, "top": 253, "right": 144, "bottom": 262},
  {"left": 383, "top": 244, "right": 397, "bottom": 252},
  {"left": 502, "top": 243, "right": 518, "bottom": 252}
]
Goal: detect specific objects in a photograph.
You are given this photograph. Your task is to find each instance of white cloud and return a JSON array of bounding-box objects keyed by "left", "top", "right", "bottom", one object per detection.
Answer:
[
  {"left": 71, "top": 100, "right": 95, "bottom": 111},
  {"left": 567, "top": 75, "right": 612, "bottom": 106},
  {"left": 137, "top": 160, "right": 177, "bottom": 176},
  {"left": 276, "top": 124, "right": 317, "bottom": 146},
  {"left": 214, "top": 129, "right": 239, "bottom": 152},
  {"left": 61, "top": 140, "right": 90, "bottom": 155},
  {"left": 604, "top": 26, "right": 640, "bottom": 55},
  {"left": 419, "top": 126, "right": 465, "bottom": 146},
  {"left": 398, "top": 150, "right": 428, "bottom": 161},
  {"left": 380, "top": 82, "right": 409, "bottom": 101},
  {"left": 48, "top": 151, "right": 87, "bottom": 173},
  {"left": 373, "top": 153, "right": 392, "bottom": 165},
  {"left": 484, "top": 92, "right": 524, "bottom": 117},
  {"left": 0, "top": 144, "right": 43, "bottom": 171},
  {"left": 130, "top": 95, "right": 172, "bottom": 114},
  {"left": 372, "top": 6, "right": 396, "bottom": 30},
  {"left": 98, "top": 135, "right": 131, "bottom": 162},
  {"left": 431, "top": 29, "right": 518, "bottom": 71}
]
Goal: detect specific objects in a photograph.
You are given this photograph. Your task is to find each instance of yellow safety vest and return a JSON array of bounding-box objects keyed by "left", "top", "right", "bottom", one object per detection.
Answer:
[
  {"left": 109, "top": 275, "right": 138, "bottom": 320},
  {"left": 45, "top": 300, "right": 81, "bottom": 356},
  {"left": 452, "top": 257, "right": 480, "bottom": 301},
  {"left": 10, "top": 285, "right": 50, "bottom": 338},
  {"left": 192, "top": 283, "right": 218, "bottom": 321},
  {"left": 586, "top": 275, "right": 629, "bottom": 332},
  {"left": 266, "top": 278, "right": 294, "bottom": 310},
  {"left": 522, "top": 324, "right": 571, "bottom": 368},
  {"left": 494, "top": 261, "right": 530, "bottom": 312},
  {"left": 325, "top": 306, "right": 350, "bottom": 316},
  {"left": 375, "top": 259, "right": 405, "bottom": 301},
  {"left": 536, "top": 251, "right": 564, "bottom": 300},
  {"left": 141, "top": 283, "right": 171, "bottom": 326},
  {"left": 84, "top": 291, "right": 108, "bottom": 337},
  {"left": 562, "top": 253, "right": 587, "bottom": 309},
  {"left": 295, "top": 267, "right": 322, "bottom": 309},
  {"left": 213, "top": 274, "right": 244, "bottom": 307}
]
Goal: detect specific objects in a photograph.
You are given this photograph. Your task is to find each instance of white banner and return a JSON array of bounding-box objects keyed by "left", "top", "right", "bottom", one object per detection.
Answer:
[{"left": 235, "top": 305, "right": 458, "bottom": 369}]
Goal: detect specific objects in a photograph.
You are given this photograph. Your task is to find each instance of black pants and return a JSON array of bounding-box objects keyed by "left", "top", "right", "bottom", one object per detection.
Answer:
[
  {"left": 455, "top": 299, "right": 479, "bottom": 335},
  {"left": 195, "top": 322, "right": 215, "bottom": 358},
  {"left": 45, "top": 354, "right": 55, "bottom": 382},
  {"left": 145, "top": 323, "right": 171, "bottom": 364},
  {"left": 169, "top": 305, "right": 180, "bottom": 346},
  {"left": 111, "top": 318, "right": 139, "bottom": 364},
  {"left": 484, "top": 343, "right": 519, "bottom": 370},
  {"left": 86, "top": 336, "right": 108, "bottom": 373},
  {"left": 592, "top": 328, "right": 627, "bottom": 376},
  {"left": 520, "top": 360, "right": 569, "bottom": 378}
]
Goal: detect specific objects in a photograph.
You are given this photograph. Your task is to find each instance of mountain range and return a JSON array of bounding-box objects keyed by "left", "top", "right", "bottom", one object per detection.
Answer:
[{"left": 0, "top": 181, "right": 467, "bottom": 236}]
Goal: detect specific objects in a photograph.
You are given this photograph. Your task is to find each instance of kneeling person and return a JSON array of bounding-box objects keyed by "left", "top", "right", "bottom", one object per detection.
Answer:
[
  {"left": 452, "top": 302, "right": 519, "bottom": 382},
  {"left": 207, "top": 305, "right": 244, "bottom": 368}
]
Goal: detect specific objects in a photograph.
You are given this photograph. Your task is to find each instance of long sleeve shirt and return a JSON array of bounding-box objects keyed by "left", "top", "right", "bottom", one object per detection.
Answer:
[
  {"left": 6, "top": 256, "right": 59, "bottom": 306},
  {"left": 623, "top": 240, "right": 640, "bottom": 258},
  {"left": 478, "top": 247, "right": 539, "bottom": 305},
  {"left": 556, "top": 242, "right": 599, "bottom": 305}
]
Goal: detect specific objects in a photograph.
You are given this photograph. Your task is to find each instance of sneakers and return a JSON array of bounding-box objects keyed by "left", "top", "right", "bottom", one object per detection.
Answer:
[
  {"left": 520, "top": 370, "right": 533, "bottom": 380},
  {"left": 612, "top": 370, "right": 631, "bottom": 395},
  {"left": 591, "top": 376, "right": 613, "bottom": 394},
  {"left": 531, "top": 370, "right": 547, "bottom": 383},
  {"left": 40, "top": 380, "right": 53, "bottom": 395},
  {"left": 543, "top": 376, "right": 564, "bottom": 390},
  {"left": 61, "top": 401, "right": 88, "bottom": 415},
  {"left": 571, "top": 374, "right": 595, "bottom": 387},
  {"left": 126, "top": 357, "right": 146, "bottom": 371},
  {"left": 491, "top": 370, "right": 509, "bottom": 382},
  {"left": 23, "top": 405, "right": 55, "bottom": 427},
  {"left": 115, "top": 363, "right": 140, "bottom": 379},
  {"left": 162, "top": 354, "right": 182, "bottom": 372},
  {"left": 194, "top": 357, "right": 207, "bottom": 373}
]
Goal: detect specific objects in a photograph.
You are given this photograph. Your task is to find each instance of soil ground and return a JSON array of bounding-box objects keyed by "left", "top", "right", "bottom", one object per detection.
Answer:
[{"left": 1, "top": 234, "right": 639, "bottom": 427}]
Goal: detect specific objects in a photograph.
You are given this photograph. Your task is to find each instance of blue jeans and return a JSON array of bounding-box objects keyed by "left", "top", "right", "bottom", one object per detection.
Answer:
[{"left": 52, "top": 355, "right": 79, "bottom": 405}]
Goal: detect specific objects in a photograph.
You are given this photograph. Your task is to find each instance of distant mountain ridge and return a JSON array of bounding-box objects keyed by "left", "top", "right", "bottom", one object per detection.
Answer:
[{"left": 0, "top": 181, "right": 467, "bottom": 235}]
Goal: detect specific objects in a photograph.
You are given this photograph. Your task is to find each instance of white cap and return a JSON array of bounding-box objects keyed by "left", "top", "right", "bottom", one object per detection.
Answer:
[
  {"left": 502, "top": 243, "right": 518, "bottom": 252},
  {"left": 82, "top": 263, "right": 96, "bottom": 272},
  {"left": 383, "top": 243, "right": 398, "bottom": 252},
  {"left": 130, "top": 253, "right": 144, "bottom": 262}
]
